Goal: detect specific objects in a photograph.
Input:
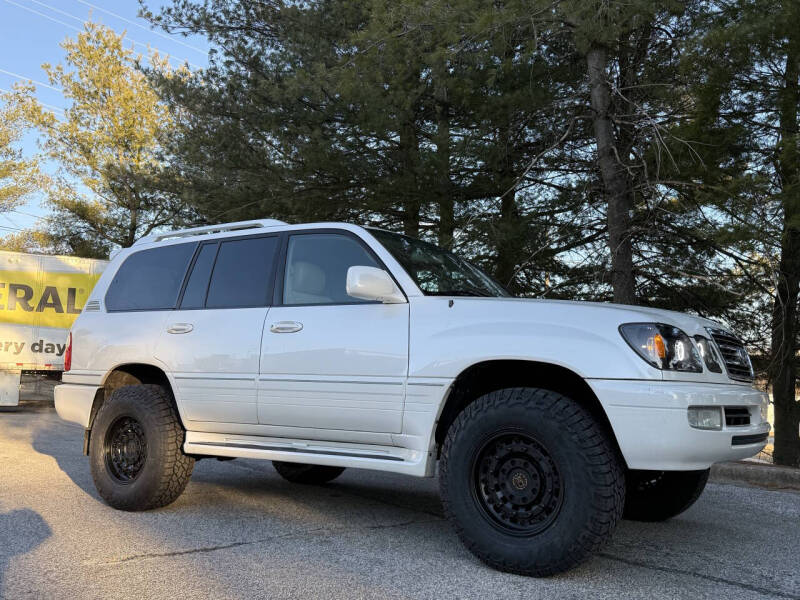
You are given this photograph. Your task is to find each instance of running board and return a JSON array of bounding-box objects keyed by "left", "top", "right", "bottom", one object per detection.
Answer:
[{"left": 183, "top": 432, "right": 427, "bottom": 476}]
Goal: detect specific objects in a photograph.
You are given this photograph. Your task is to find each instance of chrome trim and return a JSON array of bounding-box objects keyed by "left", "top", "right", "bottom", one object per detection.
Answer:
[
  {"left": 257, "top": 377, "right": 403, "bottom": 386},
  {"left": 84, "top": 300, "right": 101, "bottom": 312},
  {"left": 706, "top": 327, "right": 754, "bottom": 382},
  {"left": 174, "top": 375, "right": 255, "bottom": 381},
  {"left": 191, "top": 441, "right": 404, "bottom": 461}
]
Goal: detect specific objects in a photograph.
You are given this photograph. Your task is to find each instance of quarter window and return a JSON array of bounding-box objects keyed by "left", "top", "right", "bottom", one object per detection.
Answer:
[
  {"left": 105, "top": 243, "right": 196, "bottom": 311},
  {"left": 180, "top": 243, "right": 218, "bottom": 309},
  {"left": 283, "top": 233, "right": 379, "bottom": 305},
  {"left": 205, "top": 236, "right": 278, "bottom": 308}
]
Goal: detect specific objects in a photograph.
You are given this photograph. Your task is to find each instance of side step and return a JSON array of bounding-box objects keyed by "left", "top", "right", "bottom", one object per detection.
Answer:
[{"left": 183, "top": 432, "right": 427, "bottom": 476}]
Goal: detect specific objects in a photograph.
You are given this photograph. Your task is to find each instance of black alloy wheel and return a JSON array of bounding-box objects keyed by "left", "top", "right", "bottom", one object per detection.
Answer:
[
  {"left": 104, "top": 416, "right": 148, "bottom": 483},
  {"left": 472, "top": 432, "right": 564, "bottom": 536}
]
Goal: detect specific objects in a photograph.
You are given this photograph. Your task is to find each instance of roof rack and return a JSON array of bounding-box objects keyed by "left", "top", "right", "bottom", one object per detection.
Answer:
[{"left": 133, "top": 219, "right": 288, "bottom": 246}]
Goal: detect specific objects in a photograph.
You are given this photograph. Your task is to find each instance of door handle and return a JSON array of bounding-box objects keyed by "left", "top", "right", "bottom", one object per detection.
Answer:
[
  {"left": 270, "top": 321, "right": 303, "bottom": 333},
  {"left": 167, "top": 323, "right": 194, "bottom": 334}
]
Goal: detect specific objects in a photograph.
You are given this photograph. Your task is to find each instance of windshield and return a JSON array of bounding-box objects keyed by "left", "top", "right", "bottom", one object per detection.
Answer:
[{"left": 368, "top": 228, "right": 510, "bottom": 297}]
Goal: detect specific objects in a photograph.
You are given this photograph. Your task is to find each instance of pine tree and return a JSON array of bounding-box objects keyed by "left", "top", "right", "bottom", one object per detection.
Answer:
[{"left": 691, "top": 0, "right": 800, "bottom": 466}]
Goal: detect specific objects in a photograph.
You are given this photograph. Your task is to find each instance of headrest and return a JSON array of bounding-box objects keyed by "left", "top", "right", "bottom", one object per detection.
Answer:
[{"left": 287, "top": 260, "right": 326, "bottom": 295}]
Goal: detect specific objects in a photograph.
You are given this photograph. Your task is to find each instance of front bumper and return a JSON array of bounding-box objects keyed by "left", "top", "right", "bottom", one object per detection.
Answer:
[
  {"left": 588, "top": 379, "right": 770, "bottom": 471},
  {"left": 54, "top": 383, "right": 100, "bottom": 428}
]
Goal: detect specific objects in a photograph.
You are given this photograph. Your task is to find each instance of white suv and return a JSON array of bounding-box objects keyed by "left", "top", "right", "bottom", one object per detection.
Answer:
[{"left": 55, "top": 219, "right": 770, "bottom": 576}]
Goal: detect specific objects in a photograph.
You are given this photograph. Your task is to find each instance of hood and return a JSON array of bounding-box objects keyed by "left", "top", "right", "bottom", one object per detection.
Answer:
[{"left": 453, "top": 297, "right": 731, "bottom": 338}]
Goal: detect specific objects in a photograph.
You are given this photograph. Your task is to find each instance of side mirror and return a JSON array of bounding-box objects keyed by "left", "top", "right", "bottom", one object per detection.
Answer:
[{"left": 346, "top": 266, "right": 406, "bottom": 304}]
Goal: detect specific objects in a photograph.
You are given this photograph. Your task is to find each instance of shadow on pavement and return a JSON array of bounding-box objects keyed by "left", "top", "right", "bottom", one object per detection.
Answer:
[
  {"left": 31, "top": 421, "right": 100, "bottom": 502},
  {"left": 0, "top": 509, "right": 51, "bottom": 592}
]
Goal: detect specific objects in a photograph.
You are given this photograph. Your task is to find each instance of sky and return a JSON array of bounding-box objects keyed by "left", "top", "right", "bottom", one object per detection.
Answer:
[{"left": 0, "top": 0, "right": 211, "bottom": 234}]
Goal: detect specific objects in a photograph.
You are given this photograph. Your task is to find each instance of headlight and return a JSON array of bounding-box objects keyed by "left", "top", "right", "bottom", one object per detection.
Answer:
[
  {"left": 619, "top": 323, "right": 703, "bottom": 372},
  {"left": 694, "top": 336, "right": 723, "bottom": 373}
]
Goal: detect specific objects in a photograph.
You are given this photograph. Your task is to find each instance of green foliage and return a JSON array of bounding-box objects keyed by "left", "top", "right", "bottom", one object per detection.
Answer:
[
  {"left": 8, "top": 22, "right": 191, "bottom": 256},
  {"left": 140, "top": 0, "right": 797, "bottom": 463},
  {"left": 0, "top": 89, "right": 44, "bottom": 213},
  {"left": 685, "top": 0, "right": 800, "bottom": 465}
]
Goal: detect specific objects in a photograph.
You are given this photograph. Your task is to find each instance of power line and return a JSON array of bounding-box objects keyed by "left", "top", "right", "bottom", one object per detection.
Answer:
[
  {"left": 74, "top": 0, "right": 208, "bottom": 55},
  {"left": 0, "top": 68, "right": 61, "bottom": 92},
  {"left": 10, "top": 209, "right": 46, "bottom": 219},
  {"left": 2, "top": 213, "right": 21, "bottom": 229},
  {"left": 3, "top": 0, "right": 80, "bottom": 33},
  {"left": 3, "top": 0, "right": 202, "bottom": 69},
  {"left": 26, "top": 0, "right": 86, "bottom": 23}
]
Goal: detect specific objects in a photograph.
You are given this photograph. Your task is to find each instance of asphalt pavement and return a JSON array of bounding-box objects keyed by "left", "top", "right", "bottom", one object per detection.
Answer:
[{"left": 1, "top": 404, "right": 798, "bottom": 600}]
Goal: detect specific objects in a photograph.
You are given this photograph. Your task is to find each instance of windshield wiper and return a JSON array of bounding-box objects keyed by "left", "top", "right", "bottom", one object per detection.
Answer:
[{"left": 428, "top": 288, "right": 494, "bottom": 297}]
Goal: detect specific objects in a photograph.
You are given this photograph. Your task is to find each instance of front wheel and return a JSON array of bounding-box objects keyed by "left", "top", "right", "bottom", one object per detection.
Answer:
[
  {"left": 89, "top": 384, "right": 194, "bottom": 511},
  {"left": 440, "top": 387, "right": 625, "bottom": 577},
  {"left": 623, "top": 469, "right": 709, "bottom": 521}
]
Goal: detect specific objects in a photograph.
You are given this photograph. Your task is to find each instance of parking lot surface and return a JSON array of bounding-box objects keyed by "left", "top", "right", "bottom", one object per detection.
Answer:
[{"left": 1, "top": 405, "right": 798, "bottom": 600}]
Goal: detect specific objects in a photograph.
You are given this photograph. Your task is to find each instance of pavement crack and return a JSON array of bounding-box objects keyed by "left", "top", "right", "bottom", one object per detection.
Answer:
[
  {"left": 599, "top": 552, "right": 800, "bottom": 600},
  {"left": 365, "top": 518, "right": 442, "bottom": 530},
  {"left": 92, "top": 528, "right": 325, "bottom": 566},
  {"left": 90, "top": 519, "right": 441, "bottom": 567}
]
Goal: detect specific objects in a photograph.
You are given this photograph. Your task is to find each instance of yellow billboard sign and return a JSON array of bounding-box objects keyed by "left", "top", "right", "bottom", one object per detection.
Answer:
[{"left": 0, "top": 270, "right": 102, "bottom": 329}]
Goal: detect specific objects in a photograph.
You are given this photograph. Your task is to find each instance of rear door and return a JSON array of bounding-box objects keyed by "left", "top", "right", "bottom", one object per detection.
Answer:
[
  {"left": 97, "top": 242, "right": 198, "bottom": 384},
  {"left": 258, "top": 230, "right": 409, "bottom": 433},
  {"left": 155, "top": 234, "right": 280, "bottom": 425}
]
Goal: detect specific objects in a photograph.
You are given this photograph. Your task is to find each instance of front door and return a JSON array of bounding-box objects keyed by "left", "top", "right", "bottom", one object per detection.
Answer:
[
  {"left": 156, "top": 234, "right": 280, "bottom": 424},
  {"left": 258, "top": 231, "right": 409, "bottom": 433}
]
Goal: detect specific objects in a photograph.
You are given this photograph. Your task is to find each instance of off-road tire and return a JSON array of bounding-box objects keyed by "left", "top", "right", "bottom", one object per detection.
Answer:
[
  {"left": 439, "top": 387, "right": 625, "bottom": 577},
  {"left": 272, "top": 461, "right": 345, "bottom": 484},
  {"left": 623, "top": 469, "right": 709, "bottom": 522},
  {"left": 89, "top": 384, "right": 194, "bottom": 511}
]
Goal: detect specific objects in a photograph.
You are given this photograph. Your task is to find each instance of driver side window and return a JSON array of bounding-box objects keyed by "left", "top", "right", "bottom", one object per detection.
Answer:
[{"left": 283, "top": 233, "right": 379, "bottom": 305}]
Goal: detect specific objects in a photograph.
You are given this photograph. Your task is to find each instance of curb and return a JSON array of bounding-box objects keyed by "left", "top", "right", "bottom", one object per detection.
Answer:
[{"left": 710, "top": 461, "right": 800, "bottom": 491}]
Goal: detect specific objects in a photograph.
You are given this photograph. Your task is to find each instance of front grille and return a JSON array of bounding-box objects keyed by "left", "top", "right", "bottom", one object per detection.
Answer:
[
  {"left": 708, "top": 328, "right": 754, "bottom": 382},
  {"left": 724, "top": 407, "right": 750, "bottom": 427}
]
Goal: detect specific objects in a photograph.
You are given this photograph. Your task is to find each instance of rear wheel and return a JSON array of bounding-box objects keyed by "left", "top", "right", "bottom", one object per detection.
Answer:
[
  {"left": 272, "top": 461, "right": 345, "bottom": 484},
  {"left": 439, "top": 387, "right": 624, "bottom": 577},
  {"left": 89, "top": 384, "right": 194, "bottom": 511},
  {"left": 623, "top": 469, "right": 709, "bottom": 521}
]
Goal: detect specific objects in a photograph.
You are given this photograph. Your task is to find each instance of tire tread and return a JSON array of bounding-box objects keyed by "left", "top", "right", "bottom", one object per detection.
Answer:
[
  {"left": 439, "top": 387, "right": 624, "bottom": 577},
  {"left": 91, "top": 384, "right": 193, "bottom": 511}
]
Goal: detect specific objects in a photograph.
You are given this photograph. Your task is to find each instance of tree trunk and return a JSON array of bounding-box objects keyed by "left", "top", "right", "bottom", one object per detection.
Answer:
[
  {"left": 126, "top": 201, "right": 138, "bottom": 248},
  {"left": 399, "top": 121, "right": 421, "bottom": 238},
  {"left": 495, "top": 190, "right": 520, "bottom": 289},
  {"left": 434, "top": 74, "right": 454, "bottom": 249},
  {"left": 771, "top": 215, "right": 800, "bottom": 468},
  {"left": 586, "top": 44, "right": 636, "bottom": 305},
  {"left": 770, "top": 27, "right": 800, "bottom": 467}
]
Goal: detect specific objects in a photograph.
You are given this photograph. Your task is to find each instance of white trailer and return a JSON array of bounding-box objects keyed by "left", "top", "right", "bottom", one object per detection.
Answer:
[{"left": 0, "top": 250, "right": 107, "bottom": 406}]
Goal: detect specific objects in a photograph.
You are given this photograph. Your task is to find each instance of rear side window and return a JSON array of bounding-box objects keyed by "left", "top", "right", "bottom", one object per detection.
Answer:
[
  {"left": 105, "top": 243, "right": 196, "bottom": 311},
  {"left": 180, "top": 243, "right": 218, "bottom": 309},
  {"left": 205, "top": 236, "right": 279, "bottom": 308}
]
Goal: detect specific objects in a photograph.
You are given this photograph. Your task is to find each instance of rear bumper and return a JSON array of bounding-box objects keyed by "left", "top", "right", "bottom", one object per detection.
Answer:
[
  {"left": 54, "top": 383, "right": 100, "bottom": 427},
  {"left": 588, "top": 379, "right": 770, "bottom": 471}
]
